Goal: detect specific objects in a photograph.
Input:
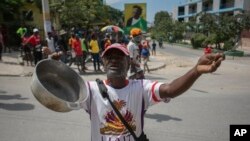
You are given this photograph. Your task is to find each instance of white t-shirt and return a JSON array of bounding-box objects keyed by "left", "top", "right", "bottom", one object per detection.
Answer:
[
  {"left": 127, "top": 41, "right": 139, "bottom": 62},
  {"left": 82, "top": 79, "right": 170, "bottom": 141},
  {"left": 131, "top": 18, "right": 140, "bottom": 25},
  {"left": 46, "top": 37, "right": 55, "bottom": 53},
  {"left": 127, "top": 41, "right": 142, "bottom": 76}
]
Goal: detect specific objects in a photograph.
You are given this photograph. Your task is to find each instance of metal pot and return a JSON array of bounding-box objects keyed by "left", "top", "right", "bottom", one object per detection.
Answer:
[{"left": 30, "top": 59, "right": 88, "bottom": 112}]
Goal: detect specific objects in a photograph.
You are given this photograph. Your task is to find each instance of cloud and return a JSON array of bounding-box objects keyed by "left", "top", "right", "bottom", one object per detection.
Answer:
[{"left": 105, "top": 0, "right": 123, "bottom": 5}]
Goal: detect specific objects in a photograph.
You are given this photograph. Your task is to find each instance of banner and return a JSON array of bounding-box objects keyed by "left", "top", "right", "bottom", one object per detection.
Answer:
[{"left": 124, "top": 3, "right": 147, "bottom": 34}]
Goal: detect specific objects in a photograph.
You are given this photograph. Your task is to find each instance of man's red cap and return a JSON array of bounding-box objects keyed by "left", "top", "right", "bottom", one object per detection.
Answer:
[{"left": 101, "top": 43, "right": 129, "bottom": 57}]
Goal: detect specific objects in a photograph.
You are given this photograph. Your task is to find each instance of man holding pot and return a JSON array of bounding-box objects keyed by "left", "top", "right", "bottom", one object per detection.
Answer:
[{"left": 76, "top": 43, "right": 224, "bottom": 141}]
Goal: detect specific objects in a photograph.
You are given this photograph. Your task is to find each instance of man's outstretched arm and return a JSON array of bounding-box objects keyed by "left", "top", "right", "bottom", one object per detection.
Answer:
[{"left": 159, "top": 53, "right": 225, "bottom": 99}]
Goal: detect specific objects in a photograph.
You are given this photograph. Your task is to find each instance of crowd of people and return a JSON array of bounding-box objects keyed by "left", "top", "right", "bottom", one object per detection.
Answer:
[{"left": 13, "top": 25, "right": 155, "bottom": 75}]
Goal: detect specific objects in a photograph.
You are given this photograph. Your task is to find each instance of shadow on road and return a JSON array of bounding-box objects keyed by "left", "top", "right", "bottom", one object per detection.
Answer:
[
  {"left": 145, "top": 75, "right": 168, "bottom": 80},
  {"left": 0, "top": 91, "right": 34, "bottom": 111},
  {"left": 0, "top": 103, "right": 35, "bottom": 111},
  {"left": 191, "top": 89, "right": 208, "bottom": 93},
  {"left": 0, "top": 90, "right": 7, "bottom": 94},
  {"left": 0, "top": 94, "right": 28, "bottom": 100},
  {"left": 145, "top": 113, "right": 182, "bottom": 122},
  {"left": 0, "top": 61, "right": 19, "bottom": 65}
]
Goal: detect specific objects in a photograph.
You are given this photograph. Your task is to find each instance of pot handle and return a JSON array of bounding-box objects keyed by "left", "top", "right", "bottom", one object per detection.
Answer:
[{"left": 66, "top": 102, "right": 83, "bottom": 110}]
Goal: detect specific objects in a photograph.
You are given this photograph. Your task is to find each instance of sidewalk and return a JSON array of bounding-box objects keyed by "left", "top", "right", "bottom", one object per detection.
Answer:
[{"left": 0, "top": 51, "right": 166, "bottom": 77}]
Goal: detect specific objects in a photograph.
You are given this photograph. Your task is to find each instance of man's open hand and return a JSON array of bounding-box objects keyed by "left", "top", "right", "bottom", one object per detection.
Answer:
[{"left": 196, "top": 53, "right": 225, "bottom": 74}]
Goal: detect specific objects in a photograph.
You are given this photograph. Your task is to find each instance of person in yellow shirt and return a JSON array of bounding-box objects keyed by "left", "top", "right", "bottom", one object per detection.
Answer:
[{"left": 89, "top": 34, "right": 101, "bottom": 71}]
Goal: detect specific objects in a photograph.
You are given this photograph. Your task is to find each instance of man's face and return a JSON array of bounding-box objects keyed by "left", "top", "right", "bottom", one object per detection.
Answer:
[
  {"left": 102, "top": 49, "right": 129, "bottom": 79},
  {"left": 132, "top": 7, "right": 140, "bottom": 18},
  {"left": 48, "top": 33, "right": 52, "bottom": 37},
  {"left": 133, "top": 34, "right": 142, "bottom": 44}
]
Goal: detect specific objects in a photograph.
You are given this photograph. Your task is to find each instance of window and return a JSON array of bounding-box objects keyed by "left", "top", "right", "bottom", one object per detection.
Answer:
[
  {"left": 189, "top": 4, "right": 197, "bottom": 14},
  {"left": 202, "top": 0, "right": 213, "bottom": 11},
  {"left": 178, "top": 6, "right": 185, "bottom": 16}
]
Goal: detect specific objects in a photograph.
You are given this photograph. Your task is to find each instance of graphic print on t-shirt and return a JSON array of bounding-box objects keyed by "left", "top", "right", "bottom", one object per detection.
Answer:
[{"left": 100, "top": 99, "right": 136, "bottom": 135}]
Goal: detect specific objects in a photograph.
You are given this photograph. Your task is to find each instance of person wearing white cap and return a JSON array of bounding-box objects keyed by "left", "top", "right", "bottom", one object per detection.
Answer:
[
  {"left": 24, "top": 28, "right": 42, "bottom": 65},
  {"left": 67, "top": 43, "right": 225, "bottom": 141},
  {"left": 33, "top": 28, "right": 39, "bottom": 33}
]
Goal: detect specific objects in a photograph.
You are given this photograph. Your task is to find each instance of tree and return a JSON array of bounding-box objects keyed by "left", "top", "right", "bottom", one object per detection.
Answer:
[
  {"left": 0, "top": 0, "right": 23, "bottom": 14},
  {"left": 103, "top": 5, "right": 124, "bottom": 26},
  {"left": 171, "top": 21, "right": 186, "bottom": 42},
  {"left": 194, "top": 12, "right": 250, "bottom": 50},
  {"left": 198, "top": 12, "right": 218, "bottom": 36},
  {"left": 151, "top": 11, "right": 174, "bottom": 41},
  {"left": 0, "top": 0, "right": 23, "bottom": 21},
  {"left": 50, "top": 0, "right": 123, "bottom": 28}
]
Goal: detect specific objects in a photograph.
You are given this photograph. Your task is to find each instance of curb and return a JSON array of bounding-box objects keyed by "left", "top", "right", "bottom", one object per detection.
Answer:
[
  {"left": 149, "top": 63, "right": 166, "bottom": 71},
  {"left": 0, "top": 52, "right": 167, "bottom": 77},
  {"left": 0, "top": 72, "right": 33, "bottom": 77},
  {"left": 0, "top": 74, "right": 21, "bottom": 77},
  {"left": 0, "top": 62, "right": 167, "bottom": 77}
]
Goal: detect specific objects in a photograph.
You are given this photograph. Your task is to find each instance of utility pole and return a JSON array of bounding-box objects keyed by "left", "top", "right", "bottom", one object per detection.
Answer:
[{"left": 42, "top": 0, "right": 52, "bottom": 38}]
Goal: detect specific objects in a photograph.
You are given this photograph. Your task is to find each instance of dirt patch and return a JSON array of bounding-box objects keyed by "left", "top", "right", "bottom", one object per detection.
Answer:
[{"left": 161, "top": 53, "right": 195, "bottom": 69}]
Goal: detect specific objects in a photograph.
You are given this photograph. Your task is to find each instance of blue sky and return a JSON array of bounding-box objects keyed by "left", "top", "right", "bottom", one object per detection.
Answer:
[{"left": 105, "top": 0, "right": 186, "bottom": 23}]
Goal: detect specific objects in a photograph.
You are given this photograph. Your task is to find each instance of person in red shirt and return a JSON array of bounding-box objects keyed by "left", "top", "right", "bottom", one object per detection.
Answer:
[
  {"left": 26, "top": 28, "right": 42, "bottom": 65},
  {"left": 72, "top": 35, "right": 84, "bottom": 71},
  {"left": 204, "top": 44, "right": 212, "bottom": 55},
  {"left": 22, "top": 33, "right": 33, "bottom": 65},
  {"left": 72, "top": 35, "right": 83, "bottom": 56}
]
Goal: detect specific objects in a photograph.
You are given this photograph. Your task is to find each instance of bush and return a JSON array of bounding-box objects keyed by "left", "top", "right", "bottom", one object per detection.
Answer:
[
  {"left": 203, "top": 33, "right": 216, "bottom": 45},
  {"left": 224, "top": 50, "right": 244, "bottom": 57},
  {"left": 223, "top": 40, "right": 234, "bottom": 51},
  {"left": 191, "top": 33, "right": 207, "bottom": 49}
]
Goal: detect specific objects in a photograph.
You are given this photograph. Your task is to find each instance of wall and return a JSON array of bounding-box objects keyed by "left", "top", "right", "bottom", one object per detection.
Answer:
[
  {"left": 243, "top": 0, "right": 250, "bottom": 11},
  {"left": 20, "top": 2, "right": 45, "bottom": 39}
]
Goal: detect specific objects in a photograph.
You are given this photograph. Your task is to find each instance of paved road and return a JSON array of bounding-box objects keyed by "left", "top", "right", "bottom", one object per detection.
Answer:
[
  {"left": 1, "top": 45, "right": 250, "bottom": 141},
  {"left": 144, "top": 44, "right": 250, "bottom": 141},
  {"left": 162, "top": 44, "right": 202, "bottom": 58}
]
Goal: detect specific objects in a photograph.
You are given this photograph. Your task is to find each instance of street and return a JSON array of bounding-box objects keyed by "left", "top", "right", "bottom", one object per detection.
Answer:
[{"left": 1, "top": 45, "right": 250, "bottom": 141}]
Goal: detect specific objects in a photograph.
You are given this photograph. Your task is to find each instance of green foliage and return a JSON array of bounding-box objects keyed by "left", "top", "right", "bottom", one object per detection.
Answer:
[
  {"left": 203, "top": 33, "right": 216, "bottom": 45},
  {"left": 0, "top": 0, "right": 23, "bottom": 15},
  {"left": 196, "top": 12, "right": 250, "bottom": 50},
  {"left": 171, "top": 21, "right": 185, "bottom": 42},
  {"left": 224, "top": 50, "right": 244, "bottom": 57},
  {"left": 191, "top": 33, "right": 206, "bottom": 49},
  {"left": 151, "top": 11, "right": 173, "bottom": 41},
  {"left": 198, "top": 12, "right": 218, "bottom": 35},
  {"left": 223, "top": 40, "right": 234, "bottom": 51},
  {"left": 34, "top": 0, "right": 42, "bottom": 12},
  {"left": 151, "top": 11, "right": 186, "bottom": 43},
  {"left": 54, "top": 0, "right": 123, "bottom": 28}
]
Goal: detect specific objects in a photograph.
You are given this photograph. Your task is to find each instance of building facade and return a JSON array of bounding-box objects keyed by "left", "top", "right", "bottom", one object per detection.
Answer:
[{"left": 173, "top": 0, "right": 250, "bottom": 22}]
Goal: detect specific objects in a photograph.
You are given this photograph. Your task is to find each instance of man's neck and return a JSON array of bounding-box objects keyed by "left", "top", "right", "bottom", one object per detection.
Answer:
[
  {"left": 134, "top": 15, "right": 140, "bottom": 19},
  {"left": 131, "top": 40, "right": 138, "bottom": 45},
  {"left": 106, "top": 78, "right": 128, "bottom": 89}
]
